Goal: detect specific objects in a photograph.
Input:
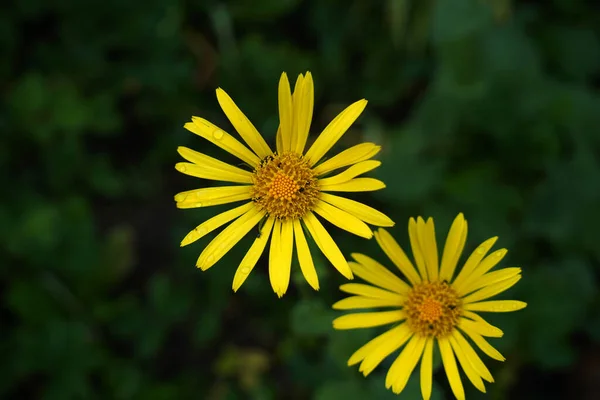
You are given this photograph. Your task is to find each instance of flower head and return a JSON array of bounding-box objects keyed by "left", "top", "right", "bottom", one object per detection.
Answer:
[
  {"left": 176, "top": 72, "right": 394, "bottom": 297},
  {"left": 332, "top": 214, "right": 526, "bottom": 399}
]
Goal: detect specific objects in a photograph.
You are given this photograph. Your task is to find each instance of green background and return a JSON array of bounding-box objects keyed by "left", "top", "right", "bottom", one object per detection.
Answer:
[{"left": 3, "top": 0, "right": 600, "bottom": 398}]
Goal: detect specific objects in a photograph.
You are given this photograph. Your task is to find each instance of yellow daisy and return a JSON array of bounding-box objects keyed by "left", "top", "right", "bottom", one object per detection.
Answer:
[
  {"left": 175, "top": 72, "right": 394, "bottom": 297},
  {"left": 332, "top": 214, "right": 526, "bottom": 399}
]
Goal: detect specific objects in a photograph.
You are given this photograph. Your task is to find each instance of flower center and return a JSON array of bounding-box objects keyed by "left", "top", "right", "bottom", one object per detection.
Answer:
[
  {"left": 251, "top": 152, "right": 319, "bottom": 219},
  {"left": 404, "top": 281, "right": 461, "bottom": 338}
]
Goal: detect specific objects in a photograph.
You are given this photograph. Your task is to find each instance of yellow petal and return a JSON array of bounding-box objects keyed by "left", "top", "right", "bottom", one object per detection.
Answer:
[
  {"left": 180, "top": 202, "right": 254, "bottom": 247},
  {"left": 458, "top": 249, "right": 509, "bottom": 292},
  {"left": 276, "top": 125, "right": 283, "bottom": 154},
  {"left": 439, "top": 213, "right": 467, "bottom": 282},
  {"left": 332, "top": 296, "right": 402, "bottom": 310},
  {"left": 420, "top": 338, "right": 434, "bottom": 400},
  {"left": 215, "top": 88, "right": 272, "bottom": 158},
  {"left": 313, "top": 142, "right": 381, "bottom": 176},
  {"left": 317, "top": 160, "right": 381, "bottom": 186},
  {"left": 464, "top": 300, "right": 527, "bottom": 313},
  {"left": 313, "top": 200, "right": 373, "bottom": 239},
  {"left": 175, "top": 186, "right": 252, "bottom": 209},
  {"left": 347, "top": 323, "right": 409, "bottom": 366},
  {"left": 448, "top": 335, "right": 486, "bottom": 393},
  {"left": 374, "top": 229, "right": 421, "bottom": 285},
  {"left": 339, "top": 283, "right": 404, "bottom": 302},
  {"left": 320, "top": 177, "right": 385, "bottom": 192},
  {"left": 452, "top": 236, "right": 498, "bottom": 288},
  {"left": 438, "top": 338, "right": 465, "bottom": 400},
  {"left": 232, "top": 217, "right": 275, "bottom": 292},
  {"left": 185, "top": 118, "right": 260, "bottom": 167},
  {"left": 278, "top": 73, "right": 293, "bottom": 152},
  {"left": 408, "top": 217, "right": 428, "bottom": 281},
  {"left": 350, "top": 255, "right": 411, "bottom": 295},
  {"left": 302, "top": 212, "right": 353, "bottom": 279},
  {"left": 359, "top": 323, "right": 413, "bottom": 376},
  {"left": 268, "top": 220, "right": 293, "bottom": 297},
  {"left": 462, "top": 275, "right": 522, "bottom": 304},
  {"left": 385, "top": 335, "right": 426, "bottom": 393},
  {"left": 293, "top": 219, "right": 319, "bottom": 290},
  {"left": 333, "top": 310, "right": 405, "bottom": 330},
  {"left": 320, "top": 193, "right": 394, "bottom": 227},
  {"left": 459, "top": 325, "right": 505, "bottom": 361},
  {"left": 196, "top": 208, "right": 266, "bottom": 270},
  {"left": 177, "top": 147, "right": 254, "bottom": 183},
  {"left": 451, "top": 329, "right": 494, "bottom": 383},
  {"left": 458, "top": 267, "right": 521, "bottom": 297},
  {"left": 459, "top": 313, "right": 503, "bottom": 338},
  {"left": 417, "top": 217, "right": 439, "bottom": 281},
  {"left": 292, "top": 72, "right": 314, "bottom": 154},
  {"left": 305, "top": 99, "right": 368, "bottom": 166}
]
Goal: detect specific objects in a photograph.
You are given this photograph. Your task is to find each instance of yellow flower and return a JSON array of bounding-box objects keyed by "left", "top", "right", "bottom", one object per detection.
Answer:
[
  {"left": 175, "top": 72, "right": 394, "bottom": 297},
  {"left": 332, "top": 214, "right": 526, "bottom": 399}
]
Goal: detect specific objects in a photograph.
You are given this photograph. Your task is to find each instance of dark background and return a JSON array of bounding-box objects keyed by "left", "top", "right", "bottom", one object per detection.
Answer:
[{"left": 2, "top": 0, "right": 600, "bottom": 399}]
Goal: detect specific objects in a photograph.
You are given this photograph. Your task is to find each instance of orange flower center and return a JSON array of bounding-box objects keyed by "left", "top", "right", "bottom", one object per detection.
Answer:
[
  {"left": 251, "top": 152, "right": 319, "bottom": 219},
  {"left": 404, "top": 281, "right": 461, "bottom": 338}
]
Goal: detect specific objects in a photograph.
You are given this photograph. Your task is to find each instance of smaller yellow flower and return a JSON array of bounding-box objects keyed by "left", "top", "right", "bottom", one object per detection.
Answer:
[{"left": 332, "top": 214, "right": 526, "bottom": 400}]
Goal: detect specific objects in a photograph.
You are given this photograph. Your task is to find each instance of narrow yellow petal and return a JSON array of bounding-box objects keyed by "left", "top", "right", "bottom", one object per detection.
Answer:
[
  {"left": 347, "top": 324, "right": 408, "bottom": 366},
  {"left": 317, "top": 160, "right": 381, "bottom": 186},
  {"left": 175, "top": 162, "right": 253, "bottom": 184},
  {"left": 459, "top": 313, "right": 503, "bottom": 337},
  {"left": 177, "top": 147, "right": 254, "bottom": 183},
  {"left": 459, "top": 325, "right": 505, "bottom": 361},
  {"left": 339, "top": 283, "right": 404, "bottom": 302},
  {"left": 464, "top": 300, "right": 527, "bottom": 313},
  {"left": 313, "top": 142, "right": 381, "bottom": 176},
  {"left": 175, "top": 186, "right": 252, "bottom": 209},
  {"left": 302, "top": 212, "right": 353, "bottom": 279},
  {"left": 420, "top": 338, "right": 434, "bottom": 400},
  {"left": 449, "top": 335, "right": 486, "bottom": 393},
  {"left": 320, "top": 177, "right": 385, "bottom": 192},
  {"left": 452, "top": 236, "right": 498, "bottom": 288},
  {"left": 374, "top": 229, "right": 421, "bottom": 285},
  {"left": 180, "top": 202, "right": 254, "bottom": 247},
  {"left": 313, "top": 200, "right": 373, "bottom": 239},
  {"left": 457, "top": 249, "right": 509, "bottom": 292},
  {"left": 332, "top": 296, "right": 402, "bottom": 310},
  {"left": 451, "top": 330, "right": 494, "bottom": 383},
  {"left": 185, "top": 118, "right": 260, "bottom": 167},
  {"left": 276, "top": 125, "right": 283, "bottom": 154},
  {"left": 408, "top": 218, "right": 428, "bottom": 281},
  {"left": 268, "top": 220, "right": 282, "bottom": 295},
  {"left": 196, "top": 208, "right": 266, "bottom": 270},
  {"left": 439, "top": 338, "right": 465, "bottom": 400},
  {"left": 350, "top": 255, "right": 411, "bottom": 295},
  {"left": 439, "top": 213, "right": 467, "bottom": 282},
  {"left": 417, "top": 217, "right": 439, "bottom": 281},
  {"left": 386, "top": 335, "right": 426, "bottom": 393},
  {"left": 278, "top": 73, "right": 293, "bottom": 152},
  {"left": 275, "top": 220, "right": 294, "bottom": 297},
  {"left": 320, "top": 193, "right": 394, "bottom": 227},
  {"left": 293, "top": 219, "right": 319, "bottom": 290},
  {"left": 462, "top": 275, "right": 521, "bottom": 304},
  {"left": 359, "top": 323, "right": 413, "bottom": 376},
  {"left": 292, "top": 72, "right": 314, "bottom": 154},
  {"left": 215, "top": 88, "right": 272, "bottom": 158},
  {"left": 333, "top": 310, "right": 405, "bottom": 330},
  {"left": 458, "top": 267, "right": 521, "bottom": 297},
  {"left": 232, "top": 217, "right": 275, "bottom": 292},
  {"left": 305, "top": 99, "right": 368, "bottom": 166}
]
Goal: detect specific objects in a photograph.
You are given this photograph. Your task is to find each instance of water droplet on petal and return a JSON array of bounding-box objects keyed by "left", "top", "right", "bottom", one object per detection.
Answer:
[
  {"left": 196, "top": 227, "right": 207, "bottom": 236},
  {"left": 194, "top": 202, "right": 203, "bottom": 207},
  {"left": 213, "top": 129, "right": 224, "bottom": 140},
  {"left": 476, "top": 246, "right": 486, "bottom": 254},
  {"left": 179, "top": 165, "right": 187, "bottom": 172},
  {"left": 241, "top": 266, "right": 251, "bottom": 274},
  {"left": 205, "top": 255, "right": 214, "bottom": 264}
]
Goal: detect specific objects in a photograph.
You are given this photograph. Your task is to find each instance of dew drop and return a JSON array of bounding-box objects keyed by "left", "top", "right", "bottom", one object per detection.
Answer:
[
  {"left": 206, "top": 255, "right": 214, "bottom": 264},
  {"left": 494, "top": 250, "right": 503, "bottom": 257},
  {"left": 194, "top": 202, "right": 203, "bottom": 207},
  {"left": 196, "top": 227, "right": 207, "bottom": 236},
  {"left": 213, "top": 129, "right": 224, "bottom": 140},
  {"left": 476, "top": 246, "right": 486, "bottom": 254},
  {"left": 179, "top": 165, "right": 187, "bottom": 173},
  {"left": 240, "top": 266, "right": 251, "bottom": 274}
]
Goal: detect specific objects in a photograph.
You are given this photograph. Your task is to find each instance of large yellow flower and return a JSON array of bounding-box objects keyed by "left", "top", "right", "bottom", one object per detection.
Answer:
[
  {"left": 175, "top": 72, "right": 393, "bottom": 297},
  {"left": 332, "top": 214, "right": 526, "bottom": 399}
]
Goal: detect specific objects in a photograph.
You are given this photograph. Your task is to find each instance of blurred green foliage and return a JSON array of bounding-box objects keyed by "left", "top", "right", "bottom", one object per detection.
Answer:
[{"left": 2, "top": 0, "right": 600, "bottom": 399}]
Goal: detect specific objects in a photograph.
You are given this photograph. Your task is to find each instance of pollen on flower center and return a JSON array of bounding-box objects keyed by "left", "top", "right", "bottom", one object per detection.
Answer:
[
  {"left": 405, "top": 281, "right": 461, "bottom": 338},
  {"left": 251, "top": 152, "right": 319, "bottom": 219}
]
